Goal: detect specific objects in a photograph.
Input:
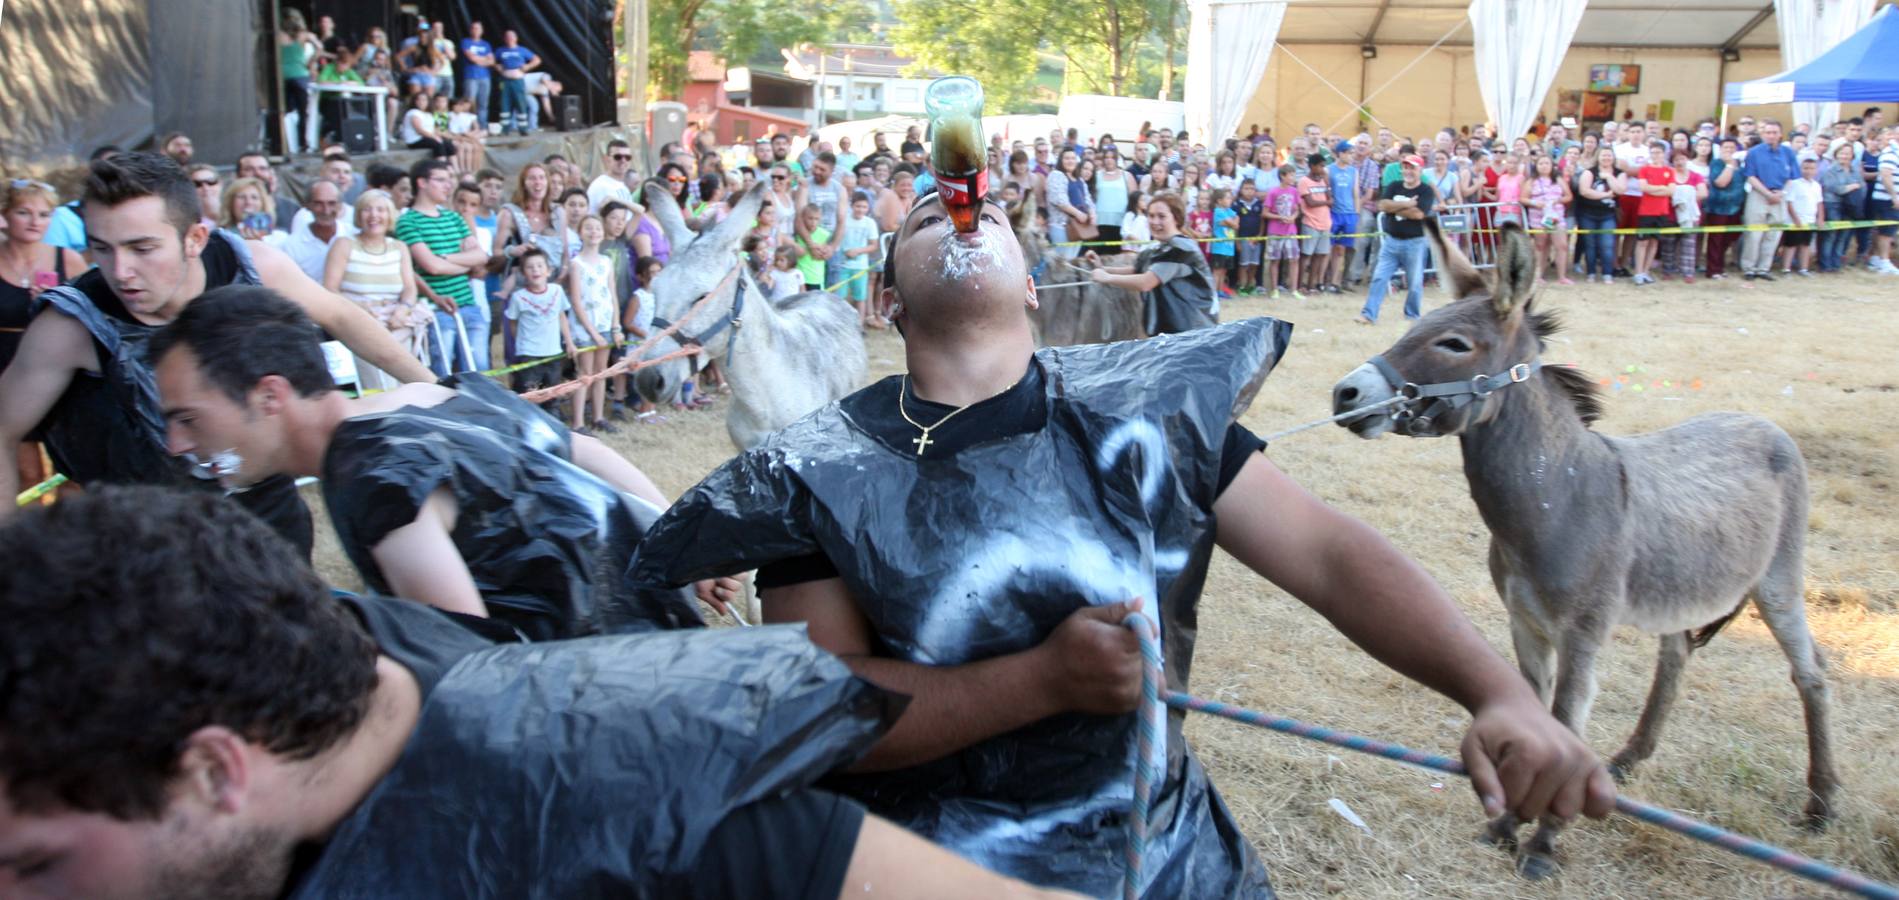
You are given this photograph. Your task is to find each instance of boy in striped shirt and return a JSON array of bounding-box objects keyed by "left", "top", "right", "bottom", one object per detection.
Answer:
[{"left": 395, "top": 159, "right": 490, "bottom": 374}]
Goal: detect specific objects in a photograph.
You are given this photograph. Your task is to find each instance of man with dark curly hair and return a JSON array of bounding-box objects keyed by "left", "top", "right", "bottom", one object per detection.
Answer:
[{"left": 0, "top": 486, "right": 1084, "bottom": 899}]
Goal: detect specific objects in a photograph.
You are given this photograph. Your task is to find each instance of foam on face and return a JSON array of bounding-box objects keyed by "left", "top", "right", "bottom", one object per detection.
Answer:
[
  {"left": 189, "top": 449, "right": 245, "bottom": 480},
  {"left": 937, "top": 227, "right": 1008, "bottom": 280}
]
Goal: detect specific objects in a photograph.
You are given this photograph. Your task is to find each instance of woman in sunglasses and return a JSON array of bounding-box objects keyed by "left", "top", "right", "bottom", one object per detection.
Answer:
[
  {"left": 0, "top": 179, "right": 87, "bottom": 498},
  {"left": 767, "top": 163, "right": 798, "bottom": 248},
  {"left": 657, "top": 162, "right": 692, "bottom": 210}
]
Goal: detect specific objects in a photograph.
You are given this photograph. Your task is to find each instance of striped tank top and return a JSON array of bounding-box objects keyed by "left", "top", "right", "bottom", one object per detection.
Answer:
[{"left": 338, "top": 239, "right": 405, "bottom": 303}]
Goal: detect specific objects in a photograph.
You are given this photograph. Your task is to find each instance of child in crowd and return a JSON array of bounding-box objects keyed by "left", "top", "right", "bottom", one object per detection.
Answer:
[
  {"left": 559, "top": 188, "right": 590, "bottom": 263},
  {"left": 741, "top": 234, "right": 773, "bottom": 280},
  {"left": 1297, "top": 155, "right": 1332, "bottom": 296},
  {"left": 503, "top": 247, "right": 575, "bottom": 415},
  {"left": 1664, "top": 150, "right": 1707, "bottom": 282},
  {"left": 444, "top": 96, "right": 486, "bottom": 174},
  {"left": 749, "top": 203, "right": 786, "bottom": 251},
  {"left": 768, "top": 245, "right": 804, "bottom": 300},
  {"left": 1209, "top": 189, "right": 1237, "bottom": 298},
  {"left": 1632, "top": 141, "right": 1676, "bottom": 286},
  {"left": 1779, "top": 156, "right": 1824, "bottom": 277},
  {"left": 838, "top": 192, "right": 883, "bottom": 328},
  {"left": 1233, "top": 180, "right": 1264, "bottom": 294},
  {"left": 1523, "top": 155, "right": 1571, "bottom": 286},
  {"left": 1120, "top": 190, "right": 1152, "bottom": 250},
  {"left": 793, "top": 203, "right": 836, "bottom": 292},
  {"left": 1495, "top": 152, "right": 1525, "bottom": 226},
  {"left": 624, "top": 256, "right": 664, "bottom": 424},
  {"left": 999, "top": 183, "right": 1023, "bottom": 209},
  {"left": 566, "top": 214, "right": 617, "bottom": 434},
  {"left": 1265, "top": 163, "right": 1303, "bottom": 298},
  {"left": 1188, "top": 190, "right": 1215, "bottom": 259}
]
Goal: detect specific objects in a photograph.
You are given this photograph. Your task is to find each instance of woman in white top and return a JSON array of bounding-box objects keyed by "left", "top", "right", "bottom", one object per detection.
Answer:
[
  {"left": 1205, "top": 151, "right": 1240, "bottom": 193},
  {"left": 398, "top": 92, "right": 453, "bottom": 161},
  {"left": 766, "top": 164, "right": 798, "bottom": 248},
  {"left": 322, "top": 190, "right": 426, "bottom": 390},
  {"left": 492, "top": 162, "right": 569, "bottom": 297}
]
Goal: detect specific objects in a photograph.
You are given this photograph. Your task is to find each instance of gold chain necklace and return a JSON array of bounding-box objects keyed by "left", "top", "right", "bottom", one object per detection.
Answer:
[{"left": 897, "top": 375, "right": 1009, "bottom": 456}]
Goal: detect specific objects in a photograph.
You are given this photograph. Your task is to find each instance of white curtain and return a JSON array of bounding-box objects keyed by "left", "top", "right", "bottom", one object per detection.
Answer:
[
  {"left": 1185, "top": 0, "right": 1288, "bottom": 145},
  {"left": 1775, "top": 0, "right": 1874, "bottom": 133},
  {"left": 1468, "top": 0, "right": 1586, "bottom": 144}
]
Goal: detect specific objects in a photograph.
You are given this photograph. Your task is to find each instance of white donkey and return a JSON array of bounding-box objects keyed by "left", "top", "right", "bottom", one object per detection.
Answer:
[{"left": 632, "top": 181, "right": 867, "bottom": 450}]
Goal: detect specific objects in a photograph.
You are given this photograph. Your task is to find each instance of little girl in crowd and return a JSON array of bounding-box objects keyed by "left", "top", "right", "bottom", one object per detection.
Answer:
[{"left": 566, "top": 214, "right": 619, "bottom": 434}]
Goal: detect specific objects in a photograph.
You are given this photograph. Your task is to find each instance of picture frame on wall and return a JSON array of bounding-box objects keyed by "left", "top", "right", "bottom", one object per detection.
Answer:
[
  {"left": 1581, "top": 91, "right": 1618, "bottom": 122},
  {"left": 1587, "top": 64, "right": 1642, "bottom": 94}
]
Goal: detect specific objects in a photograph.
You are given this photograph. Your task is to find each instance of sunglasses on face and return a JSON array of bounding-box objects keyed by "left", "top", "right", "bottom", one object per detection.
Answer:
[
  {"left": 193, "top": 178, "right": 220, "bottom": 187},
  {"left": 667, "top": 175, "right": 688, "bottom": 183},
  {"left": 771, "top": 174, "right": 787, "bottom": 181},
  {"left": 11, "top": 178, "right": 56, "bottom": 191},
  {"left": 612, "top": 154, "right": 633, "bottom": 161}
]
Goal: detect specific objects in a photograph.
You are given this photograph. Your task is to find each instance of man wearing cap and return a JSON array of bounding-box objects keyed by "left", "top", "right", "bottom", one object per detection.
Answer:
[
  {"left": 1355, "top": 153, "right": 1436, "bottom": 325},
  {"left": 629, "top": 182, "right": 1613, "bottom": 897}
]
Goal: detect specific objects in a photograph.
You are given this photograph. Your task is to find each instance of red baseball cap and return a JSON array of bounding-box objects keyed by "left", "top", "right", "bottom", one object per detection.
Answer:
[{"left": 1401, "top": 154, "right": 1426, "bottom": 167}]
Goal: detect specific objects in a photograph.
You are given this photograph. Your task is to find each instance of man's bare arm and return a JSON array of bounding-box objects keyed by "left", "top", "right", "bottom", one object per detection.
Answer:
[
  {"left": 1212, "top": 454, "right": 1613, "bottom": 822},
  {"left": 0, "top": 310, "right": 97, "bottom": 520},
  {"left": 252, "top": 241, "right": 437, "bottom": 383},
  {"left": 370, "top": 487, "right": 488, "bottom": 618},
  {"left": 764, "top": 577, "right": 1143, "bottom": 772},
  {"left": 569, "top": 433, "right": 667, "bottom": 507}
]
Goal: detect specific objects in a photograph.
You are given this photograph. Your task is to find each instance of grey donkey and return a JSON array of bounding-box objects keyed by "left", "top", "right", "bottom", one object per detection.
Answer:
[
  {"left": 1328, "top": 220, "right": 1838, "bottom": 880},
  {"left": 631, "top": 181, "right": 867, "bottom": 450},
  {"left": 1009, "top": 200, "right": 1146, "bottom": 347}
]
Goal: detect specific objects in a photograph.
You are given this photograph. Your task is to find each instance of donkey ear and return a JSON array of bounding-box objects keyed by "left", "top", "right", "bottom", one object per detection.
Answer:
[
  {"left": 700, "top": 181, "right": 767, "bottom": 251},
  {"left": 1010, "top": 196, "right": 1035, "bottom": 233},
  {"left": 639, "top": 181, "right": 695, "bottom": 253},
  {"left": 1490, "top": 221, "right": 1536, "bottom": 319},
  {"left": 1424, "top": 216, "right": 1486, "bottom": 299}
]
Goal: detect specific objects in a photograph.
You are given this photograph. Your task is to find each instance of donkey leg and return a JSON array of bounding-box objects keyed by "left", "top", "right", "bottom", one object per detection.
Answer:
[
  {"left": 1752, "top": 584, "right": 1841, "bottom": 827},
  {"left": 1608, "top": 631, "right": 1692, "bottom": 782},
  {"left": 1513, "top": 622, "right": 1609, "bottom": 881},
  {"left": 1508, "top": 614, "right": 1558, "bottom": 708}
]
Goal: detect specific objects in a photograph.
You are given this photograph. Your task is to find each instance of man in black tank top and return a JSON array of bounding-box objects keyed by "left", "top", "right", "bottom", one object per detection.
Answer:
[
  {"left": 0, "top": 487, "right": 1082, "bottom": 900},
  {"left": 0, "top": 153, "right": 436, "bottom": 556}
]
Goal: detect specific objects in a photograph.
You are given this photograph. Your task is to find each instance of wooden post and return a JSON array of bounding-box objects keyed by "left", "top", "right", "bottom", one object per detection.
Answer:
[{"left": 625, "top": 0, "right": 651, "bottom": 169}]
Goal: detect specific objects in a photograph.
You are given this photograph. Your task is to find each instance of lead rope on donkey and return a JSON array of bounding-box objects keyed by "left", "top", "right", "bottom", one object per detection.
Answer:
[{"left": 1117, "top": 617, "right": 1899, "bottom": 900}]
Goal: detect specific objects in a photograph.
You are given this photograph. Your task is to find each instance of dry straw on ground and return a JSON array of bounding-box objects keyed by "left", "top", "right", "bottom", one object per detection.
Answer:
[{"left": 310, "top": 268, "right": 1898, "bottom": 897}]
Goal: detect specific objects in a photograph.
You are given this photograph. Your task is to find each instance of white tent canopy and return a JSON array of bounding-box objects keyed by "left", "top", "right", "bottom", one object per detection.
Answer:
[
  {"left": 1773, "top": 0, "right": 1875, "bottom": 133},
  {"left": 1188, "top": 0, "right": 1792, "bottom": 144},
  {"left": 1273, "top": 0, "right": 1784, "bottom": 50}
]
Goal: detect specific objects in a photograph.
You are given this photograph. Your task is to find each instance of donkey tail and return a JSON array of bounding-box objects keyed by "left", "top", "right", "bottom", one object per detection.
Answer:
[{"left": 1690, "top": 598, "right": 1751, "bottom": 650}]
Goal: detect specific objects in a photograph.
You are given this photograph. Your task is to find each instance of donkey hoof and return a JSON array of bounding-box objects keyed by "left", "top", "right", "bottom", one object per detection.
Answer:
[
  {"left": 1799, "top": 800, "right": 1836, "bottom": 832},
  {"left": 1478, "top": 817, "right": 1519, "bottom": 853},
  {"left": 1515, "top": 851, "right": 1561, "bottom": 881},
  {"left": 1607, "top": 758, "right": 1637, "bottom": 784}
]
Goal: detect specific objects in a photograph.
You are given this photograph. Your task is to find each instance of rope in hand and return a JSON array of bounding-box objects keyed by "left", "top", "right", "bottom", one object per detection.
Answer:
[{"left": 1120, "top": 618, "right": 1899, "bottom": 900}]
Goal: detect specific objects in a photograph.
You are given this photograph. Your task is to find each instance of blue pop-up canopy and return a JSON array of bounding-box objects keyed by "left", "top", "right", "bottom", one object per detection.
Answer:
[{"left": 1725, "top": 6, "right": 1899, "bottom": 104}]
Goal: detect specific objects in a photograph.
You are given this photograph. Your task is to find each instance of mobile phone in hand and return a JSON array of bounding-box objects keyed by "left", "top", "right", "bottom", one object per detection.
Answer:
[
  {"left": 243, "top": 213, "right": 272, "bottom": 233},
  {"left": 33, "top": 270, "right": 59, "bottom": 289}
]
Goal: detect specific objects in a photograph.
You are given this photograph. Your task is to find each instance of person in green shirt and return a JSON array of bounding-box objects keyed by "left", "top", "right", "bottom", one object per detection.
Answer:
[
  {"left": 793, "top": 202, "right": 839, "bottom": 291},
  {"left": 394, "top": 159, "right": 490, "bottom": 375}
]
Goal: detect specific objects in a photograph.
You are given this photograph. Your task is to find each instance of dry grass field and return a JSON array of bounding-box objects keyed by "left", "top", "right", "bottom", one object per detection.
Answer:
[{"left": 308, "top": 268, "right": 1897, "bottom": 897}]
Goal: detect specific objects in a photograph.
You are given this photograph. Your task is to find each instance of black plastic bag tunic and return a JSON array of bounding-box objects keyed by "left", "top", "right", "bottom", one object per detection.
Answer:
[
  {"left": 322, "top": 374, "right": 702, "bottom": 638},
  {"left": 26, "top": 230, "right": 260, "bottom": 488},
  {"left": 630, "top": 317, "right": 1293, "bottom": 898},
  {"left": 290, "top": 594, "right": 903, "bottom": 899},
  {"left": 1135, "top": 234, "right": 1218, "bottom": 335}
]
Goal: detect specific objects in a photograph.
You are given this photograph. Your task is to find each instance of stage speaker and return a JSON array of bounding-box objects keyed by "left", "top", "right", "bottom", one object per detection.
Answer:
[
  {"left": 340, "top": 116, "right": 376, "bottom": 155},
  {"left": 647, "top": 101, "right": 687, "bottom": 168},
  {"left": 557, "top": 95, "right": 583, "bottom": 132}
]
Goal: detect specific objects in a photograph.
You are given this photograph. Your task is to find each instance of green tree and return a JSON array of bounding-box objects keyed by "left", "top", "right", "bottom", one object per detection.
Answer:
[
  {"left": 647, "top": 0, "right": 872, "bottom": 99},
  {"left": 892, "top": 0, "right": 1166, "bottom": 110},
  {"left": 888, "top": 0, "right": 1040, "bottom": 111}
]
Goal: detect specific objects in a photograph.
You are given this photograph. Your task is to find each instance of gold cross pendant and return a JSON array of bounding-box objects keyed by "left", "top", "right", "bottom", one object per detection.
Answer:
[{"left": 912, "top": 430, "right": 935, "bottom": 455}]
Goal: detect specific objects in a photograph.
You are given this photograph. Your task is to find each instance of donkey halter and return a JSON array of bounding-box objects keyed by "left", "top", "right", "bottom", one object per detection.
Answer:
[{"left": 1366, "top": 354, "right": 1542, "bottom": 435}]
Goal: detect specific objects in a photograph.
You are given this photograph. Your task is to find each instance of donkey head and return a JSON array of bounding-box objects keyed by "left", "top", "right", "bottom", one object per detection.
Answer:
[
  {"left": 1330, "top": 219, "right": 1544, "bottom": 438},
  {"left": 630, "top": 181, "right": 768, "bottom": 405}
]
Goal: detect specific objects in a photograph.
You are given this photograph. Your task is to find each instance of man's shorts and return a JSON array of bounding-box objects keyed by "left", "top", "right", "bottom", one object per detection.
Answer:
[
  {"left": 511, "top": 358, "right": 564, "bottom": 394},
  {"left": 1636, "top": 215, "right": 1674, "bottom": 233},
  {"left": 1238, "top": 240, "right": 1262, "bottom": 265},
  {"left": 1781, "top": 229, "right": 1813, "bottom": 248},
  {"left": 1300, "top": 223, "right": 1332, "bottom": 256},
  {"left": 839, "top": 269, "right": 869, "bottom": 303},
  {"left": 1869, "top": 197, "right": 1898, "bottom": 238},
  {"left": 676, "top": 788, "right": 866, "bottom": 900},
  {"left": 1617, "top": 194, "right": 1643, "bottom": 230},
  {"left": 1330, "top": 212, "right": 1358, "bottom": 249},
  {"left": 1266, "top": 234, "right": 1300, "bottom": 260}
]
